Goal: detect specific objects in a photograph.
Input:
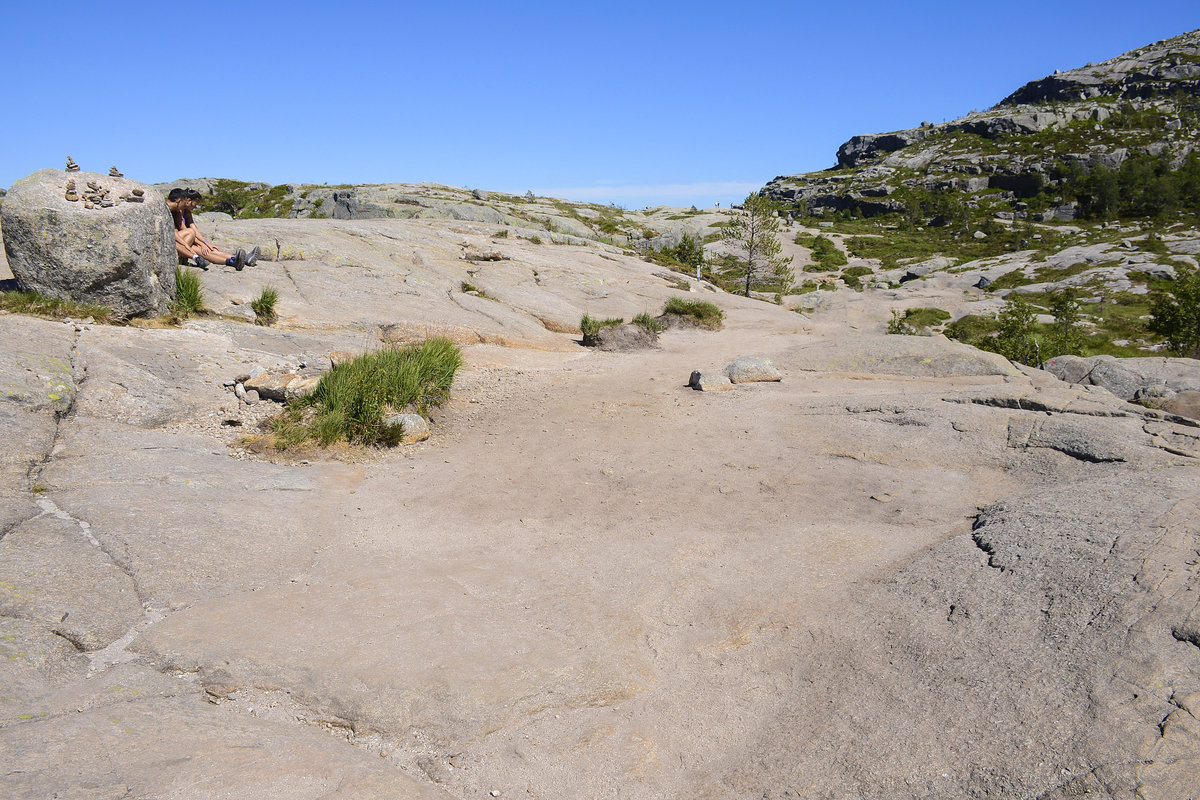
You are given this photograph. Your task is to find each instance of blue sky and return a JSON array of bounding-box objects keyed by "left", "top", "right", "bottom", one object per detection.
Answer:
[{"left": 2, "top": 1, "right": 1196, "bottom": 208}]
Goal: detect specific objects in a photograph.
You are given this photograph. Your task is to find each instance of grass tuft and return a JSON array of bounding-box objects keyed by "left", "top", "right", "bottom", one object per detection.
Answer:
[
  {"left": 172, "top": 266, "right": 206, "bottom": 317},
  {"left": 251, "top": 286, "right": 279, "bottom": 326},
  {"left": 662, "top": 296, "right": 724, "bottom": 328},
  {"left": 580, "top": 313, "right": 624, "bottom": 345},
  {"left": 0, "top": 290, "right": 114, "bottom": 323},
  {"left": 632, "top": 311, "right": 665, "bottom": 333},
  {"left": 269, "top": 338, "right": 462, "bottom": 449}
]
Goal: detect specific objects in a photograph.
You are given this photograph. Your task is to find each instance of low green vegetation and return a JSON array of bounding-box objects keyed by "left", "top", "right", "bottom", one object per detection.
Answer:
[
  {"left": 662, "top": 296, "right": 723, "bottom": 328},
  {"left": 887, "top": 307, "right": 950, "bottom": 335},
  {"left": 946, "top": 286, "right": 1156, "bottom": 363},
  {"left": 632, "top": 311, "right": 665, "bottom": 333},
  {"left": 269, "top": 338, "right": 462, "bottom": 449},
  {"left": 1149, "top": 267, "right": 1200, "bottom": 357},
  {"left": 580, "top": 313, "right": 624, "bottom": 344},
  {"left": 0, "top": 290, "right": 114, "bottom": 323},
  {"left": 841, "top": 265, "right": 874, "bottom": 290},
  {"left": 795, "top": 233, "right": 848, "bottom": 269},
  {"left": 199, "top": 179, "right": 296, "bottom": 219},
  {"left": 251, "top": 286, "right": 279, "bottom": 326},
  {"left": 171, "top": 266, "right": 205, "bottom": 317}
]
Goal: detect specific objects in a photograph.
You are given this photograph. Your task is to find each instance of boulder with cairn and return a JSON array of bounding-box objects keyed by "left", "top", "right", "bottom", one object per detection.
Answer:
[{"left": 1, "top": 168, "right": 176, "bottom": 318}]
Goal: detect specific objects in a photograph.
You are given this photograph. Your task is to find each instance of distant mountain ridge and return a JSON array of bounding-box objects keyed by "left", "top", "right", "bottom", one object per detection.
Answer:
[{"left": 764, "top": 28, "right": 1200, "bottom": 217}]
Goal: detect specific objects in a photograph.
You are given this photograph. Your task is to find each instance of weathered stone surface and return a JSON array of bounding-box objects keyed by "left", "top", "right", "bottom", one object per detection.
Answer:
[
  {"left": 1044, "top": 354, "right": 1200, "bottom": 400},
  {"left": 587, "top": 322, "right": 658, "bottom": 351},
  {"left": 688, "top": 369, "right": 732, "bottom": 391},
  {"left": 1, "top": 169, "right": 175, "bottom": 317},
  {"left": 724, "top": 356, "right": 782, "bottom": 383},
  {"left": 243, "top": 371, "right": 320, "bottom": 402}
]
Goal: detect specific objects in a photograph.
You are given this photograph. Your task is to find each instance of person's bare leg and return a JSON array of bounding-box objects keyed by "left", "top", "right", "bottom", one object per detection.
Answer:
[{"left": 196, "top": 241, "right": 236, "bottom": 262}]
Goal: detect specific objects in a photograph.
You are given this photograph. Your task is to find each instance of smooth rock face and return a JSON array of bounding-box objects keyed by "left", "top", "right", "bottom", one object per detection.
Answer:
[
  {"left": 724, "top": 356, "right": 781, "bottom": 383},
  {"left": 1, "top": 169, "right": 176, "bottom": 317}
]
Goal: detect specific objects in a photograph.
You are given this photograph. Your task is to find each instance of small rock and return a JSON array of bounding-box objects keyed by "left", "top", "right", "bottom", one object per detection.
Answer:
[
  {"left": 973, "top": 230, "right": 988, "bottom": 240},
  {"left": 249, "top": 365, "right": 266, "bottom": 379},
  {"left": 382, "top": 413, "right": 430, "bottom": 444},
  {"left": 234, "top": 383, "right": 247, "bottom": 400},
  {"left": 243, "top": 389, "right": 260, "bottom": 404},
  {"left": 724, "top": 356, "right": 782, "bottom": 384},
  {"left": 689, "top": 370, "right": 733, "bottom": 392}
]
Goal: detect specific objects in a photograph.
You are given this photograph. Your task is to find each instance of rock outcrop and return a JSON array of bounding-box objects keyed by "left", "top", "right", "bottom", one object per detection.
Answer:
[
  {"left": 764, "top": 29, "right": 1200, "bottom": 216},
  {"left": 2, "top": 169, "right": 175, "bottom": 317}
]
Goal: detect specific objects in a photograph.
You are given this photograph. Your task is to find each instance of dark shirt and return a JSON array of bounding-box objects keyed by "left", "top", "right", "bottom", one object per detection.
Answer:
[{"left": 170, "top": 205, "right": 194, "bottom": 232}]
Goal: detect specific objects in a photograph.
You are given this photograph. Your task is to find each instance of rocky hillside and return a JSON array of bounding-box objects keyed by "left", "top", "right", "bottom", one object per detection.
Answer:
[{"left": 766, "top": 28, "right": 1200, "bottom": 216}]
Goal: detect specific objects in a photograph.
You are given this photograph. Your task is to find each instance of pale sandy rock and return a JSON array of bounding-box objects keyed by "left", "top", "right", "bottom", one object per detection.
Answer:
[
  {"left": 383, "top": 412, "right": 429, "bottom": 443},
  {"left": 724, "top": 356, "right": 782, "bottom": 383},
  {"left": 688, "top": 369, "right": 732, "bottom": 391}
]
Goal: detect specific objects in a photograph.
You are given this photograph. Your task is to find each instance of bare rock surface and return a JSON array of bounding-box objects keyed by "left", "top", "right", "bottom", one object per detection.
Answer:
[{"left": 1, "top": 213, "right": 1197, "bottom": 800}]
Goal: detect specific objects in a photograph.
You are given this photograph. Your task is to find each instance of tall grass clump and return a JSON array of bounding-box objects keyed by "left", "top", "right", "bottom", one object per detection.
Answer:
[
  {"left": 662, "top": 296, "right": 723, "bottom": 329},
  {"left": 251, "top": 286, "right": 279, "bottom": 325},
  {"left": 270, "top": 337, "right": 462, "bottom": 449},
  {"left": 172, "top": 266, "right": 205, "bottom": 316}
]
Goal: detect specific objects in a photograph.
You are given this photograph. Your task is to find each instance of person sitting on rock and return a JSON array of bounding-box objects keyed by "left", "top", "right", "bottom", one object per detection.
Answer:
[{"left": 167, "top": 188, "right": 257, "bottom": 270}]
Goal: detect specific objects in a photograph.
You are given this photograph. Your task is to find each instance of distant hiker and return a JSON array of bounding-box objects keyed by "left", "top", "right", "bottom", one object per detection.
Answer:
[{"left": 167, "top": 188, "right": 258, "bottom": 270}]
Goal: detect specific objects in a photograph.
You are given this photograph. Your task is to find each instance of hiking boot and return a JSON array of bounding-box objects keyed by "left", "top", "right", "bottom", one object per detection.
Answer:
[
  {"left": 191, "top": 255, "right": 210, "bottom": 270},
  {"left": 233, "top": 249, "right": 247, "bottom": 271},
  {"left": 244, "top": 246, "right": 260, "bottom": 266}
]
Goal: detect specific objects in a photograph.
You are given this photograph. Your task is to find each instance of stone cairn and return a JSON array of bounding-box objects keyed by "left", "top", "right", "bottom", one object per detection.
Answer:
[
  {"left": 82, "top": 180, "right": 114, "bottom": 209},
  {"left": 60, "top": 159, "right": 144, "bottom": 206}
]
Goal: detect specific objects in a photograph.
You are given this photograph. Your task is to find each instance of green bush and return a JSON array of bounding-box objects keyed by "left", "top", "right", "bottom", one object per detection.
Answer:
[
  {"left": 172, "top": 266, "right": 205, "bottom": 316},
  {"left": 271, "top": 338, "right": 462, "bottom": 448},
  {"left": 1149, "top": 267, "right": 1200, "bottom": 357},
  {"left": 662, "top": 296, "right": 723, "bottom": 328},
  {"left": 251, "top": 286, "right": 278, "bottom": 326}
]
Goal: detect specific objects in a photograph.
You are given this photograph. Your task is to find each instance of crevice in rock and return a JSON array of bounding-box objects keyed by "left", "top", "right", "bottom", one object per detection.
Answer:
[{"left": 51, "top": 627, "right": 89, "bottom": 652}]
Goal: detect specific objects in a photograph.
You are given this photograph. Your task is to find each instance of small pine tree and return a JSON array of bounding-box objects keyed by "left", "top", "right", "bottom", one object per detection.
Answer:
[
  {"left": 990, "top": 295, "right": 1039, "bottom": 365},
  {"left": 721, "top": 194, "right": 793, "bottom": 297},
  {"left": 1044, "top": 287, "right": 1084, "bottom": 357},
  {"left": 1149, "top": 267, "right": 1200, "bottom": 358}
]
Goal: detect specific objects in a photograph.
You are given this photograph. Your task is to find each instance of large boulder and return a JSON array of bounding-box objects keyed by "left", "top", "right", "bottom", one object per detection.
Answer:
[
  {"left": 1043, "top": 354, "right": 1200, "bottom": 401},
  {"left": 1, "top": 169, "right": 176, "bottom": 317}
]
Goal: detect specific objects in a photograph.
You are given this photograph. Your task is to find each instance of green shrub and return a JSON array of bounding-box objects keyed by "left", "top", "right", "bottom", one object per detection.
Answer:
[
  {"left": 528, "top": 235, "right": 543, "bottom": 244},
  {"left": 172, "top": 266, "right": 205, "bottom": 316},
  {"left": 0, "top": 290, "right": 113, "bottom": 323},
  {"left": 1149, "top": 267, "right": 1200, "bottom": 357},
  {"left": 251, "top": 286, "right": 278, "bottom": 326},
  {"left": 662, "top": 296, "right": 723, "bottom": 328},
  {"left": 271, "top": 338, "right": 462, "bottom": 449}
]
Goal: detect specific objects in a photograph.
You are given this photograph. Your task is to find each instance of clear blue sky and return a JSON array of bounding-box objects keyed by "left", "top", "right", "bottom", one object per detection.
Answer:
[{"left": 2, "top": 1, "right": 1196, "bottom": 208}]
